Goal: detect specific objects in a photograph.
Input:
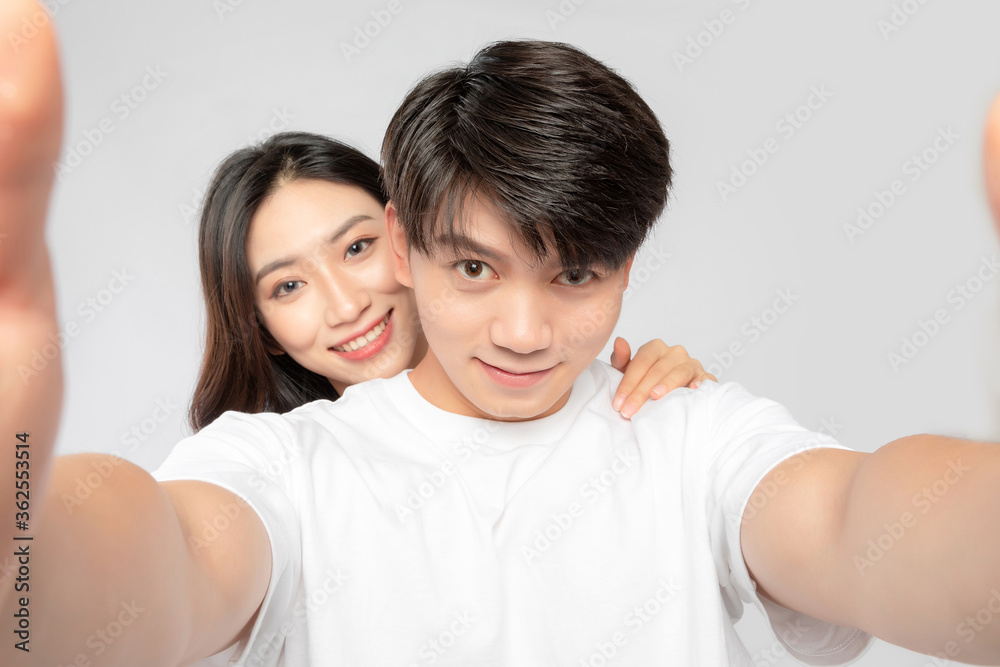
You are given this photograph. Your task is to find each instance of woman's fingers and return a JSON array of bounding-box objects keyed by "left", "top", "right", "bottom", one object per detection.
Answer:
[{"left": 614, "top": 340, "right": 709, "bottom": 418}]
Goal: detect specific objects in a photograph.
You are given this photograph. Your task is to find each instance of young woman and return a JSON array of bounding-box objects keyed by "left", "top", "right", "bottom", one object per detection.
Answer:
[{"left": 188, "top": 131, "right": 714, "bottom": 430}]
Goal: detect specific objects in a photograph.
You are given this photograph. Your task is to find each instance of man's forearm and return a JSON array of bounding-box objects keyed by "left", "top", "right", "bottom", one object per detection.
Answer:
[
  {"left": 2, "top": 454, "right": 195, "bottom": 666},
  {"left": 842, "top": 435, "right": 1000, "bottom": 663}
]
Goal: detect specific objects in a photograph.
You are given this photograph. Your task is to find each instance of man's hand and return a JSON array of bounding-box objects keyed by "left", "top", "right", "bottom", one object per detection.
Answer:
[{"left": 0, "top": 0, "right": 65, "bottom": 611}]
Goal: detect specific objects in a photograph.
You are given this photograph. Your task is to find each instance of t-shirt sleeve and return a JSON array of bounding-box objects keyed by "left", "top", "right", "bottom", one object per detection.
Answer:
[
  {"left": 151, "top": 411, "right": 303, "bottom": 667},
  {"left": 702, "top": 381, "right": 875, "bottom": 666}
]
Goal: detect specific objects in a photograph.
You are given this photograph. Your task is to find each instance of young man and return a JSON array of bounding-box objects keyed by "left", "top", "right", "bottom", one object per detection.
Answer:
[{"left": 2, "top": 4, "right": 999, "bottom": 666}]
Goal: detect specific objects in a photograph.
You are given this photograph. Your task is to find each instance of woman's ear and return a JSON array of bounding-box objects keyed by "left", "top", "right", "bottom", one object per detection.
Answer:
[
  {"left": 986, "top": 92, "right": 1000, "bottom": 239},
  {"left": 385, "top": 202, "right": 414, "bottom": 288}
]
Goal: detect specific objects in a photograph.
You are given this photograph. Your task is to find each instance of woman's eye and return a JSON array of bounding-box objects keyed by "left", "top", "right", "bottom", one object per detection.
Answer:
[
  {"left": 455, "top": 259, "right": 496, "bottom": 281},
  {"left": 272, "top": 280, "right": 304, "bottom": 298},
  {"left": 346, "top": 238, "right": 374, "bottom": 258},
  {"left": 555, "top": 268, "right": 596, "bottom": 286}
]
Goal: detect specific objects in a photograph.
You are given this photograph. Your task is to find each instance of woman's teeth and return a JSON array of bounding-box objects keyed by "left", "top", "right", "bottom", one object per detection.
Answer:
[{"left": 333, "top": 313, "right": 390, "bottom": 352}]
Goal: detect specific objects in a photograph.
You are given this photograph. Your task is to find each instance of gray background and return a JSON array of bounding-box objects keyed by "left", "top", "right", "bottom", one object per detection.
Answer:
[{"left": 42, "top": 0, "right": 1000, "bottom": 665}]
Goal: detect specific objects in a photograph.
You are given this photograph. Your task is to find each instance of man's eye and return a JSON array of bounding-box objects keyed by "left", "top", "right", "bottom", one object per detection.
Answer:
[
  {"left": 272, "top": 280, "right": 304, "bottom": 298},
  {"left": 346, "top": 238, "right": 374, "bottom": 258},
  {"left": 455, "top": 260, "right": 496, "bottom": 280},
  {"left": 555, "top": 268, "right": 596, "bottom": 286}
]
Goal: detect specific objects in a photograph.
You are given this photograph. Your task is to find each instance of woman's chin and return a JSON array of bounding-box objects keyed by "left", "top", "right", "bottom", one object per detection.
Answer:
[{"left": 323, "top": 352, "right": 410, "bottom": 389}]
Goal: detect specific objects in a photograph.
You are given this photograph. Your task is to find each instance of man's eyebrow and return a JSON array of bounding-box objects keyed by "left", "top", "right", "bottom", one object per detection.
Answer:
[
  {"left": 254, "top": 214, "right": 374, "bottom": 285},
  {"left": 433, "top": 232, "right": 507, "bottom": 264},
  {"left": 434, "top": 232, "right": 580, "bottom": 272}
]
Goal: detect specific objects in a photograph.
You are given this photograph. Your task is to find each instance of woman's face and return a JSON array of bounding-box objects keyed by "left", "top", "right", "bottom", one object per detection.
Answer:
[{"left": 247, "top": 178, "right": 425, "bottom": 394}]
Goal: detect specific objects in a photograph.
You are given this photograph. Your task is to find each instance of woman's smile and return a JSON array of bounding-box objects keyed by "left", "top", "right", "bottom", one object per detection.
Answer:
[{"left": 330, "top": 310, "right": 393, "bottom": 361}]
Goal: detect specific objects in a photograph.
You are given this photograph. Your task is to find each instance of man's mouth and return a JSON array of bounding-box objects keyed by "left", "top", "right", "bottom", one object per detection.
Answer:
[{"left": 477, "top": 359, "right": 555, "bottom": 388}]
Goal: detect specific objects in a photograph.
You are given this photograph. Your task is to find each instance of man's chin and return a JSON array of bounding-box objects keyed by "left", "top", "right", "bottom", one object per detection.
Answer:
[{"left": 469, "top": 387, "right": 573, "bottom": 422}]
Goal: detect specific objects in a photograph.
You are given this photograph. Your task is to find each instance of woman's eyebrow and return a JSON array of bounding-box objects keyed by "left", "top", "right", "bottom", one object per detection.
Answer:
[
  {"left": 254, "top": 214, "right": 374, "bottom": 285},
  {"left": 328, "top": 214, "right": 374, "bottom": 244}
]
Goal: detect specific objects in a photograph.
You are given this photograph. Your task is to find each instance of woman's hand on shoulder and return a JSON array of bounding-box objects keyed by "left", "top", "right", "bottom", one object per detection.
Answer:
[{"left": 609, "top": 337, "right": 716, "bottom": 419}]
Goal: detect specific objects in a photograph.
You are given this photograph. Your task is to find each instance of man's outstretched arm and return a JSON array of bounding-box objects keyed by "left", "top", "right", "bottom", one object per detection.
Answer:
[
  {"left": 0, "top": 3, "right": 272, "bottom": 664},
  {"left": 0, "top": 0, "right": 65, "bottom": 576},
  {"left": 741, "top": 437, "right": 1000, "bottom": 664}
]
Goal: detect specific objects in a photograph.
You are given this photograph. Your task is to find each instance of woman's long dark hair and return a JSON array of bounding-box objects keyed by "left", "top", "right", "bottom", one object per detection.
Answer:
[{"left": 188, "top": 132, "right": 387, "bottom": 432}]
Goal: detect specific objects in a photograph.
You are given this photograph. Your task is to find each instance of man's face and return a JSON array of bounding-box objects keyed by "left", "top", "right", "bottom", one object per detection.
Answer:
[{"left": 388, "top": 197, "right": 633, "bottom": 421}]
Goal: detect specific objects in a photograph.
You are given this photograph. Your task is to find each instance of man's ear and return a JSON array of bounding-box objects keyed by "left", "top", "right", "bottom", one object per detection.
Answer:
[
  {"left": 622, "top": 253, "right": 636, "bottom": 291},
  {"left": 386, "top": 202, "right": 414, "bottom": 288}
]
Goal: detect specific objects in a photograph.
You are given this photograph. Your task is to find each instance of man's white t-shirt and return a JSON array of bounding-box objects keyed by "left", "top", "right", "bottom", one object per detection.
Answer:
[{"left": 153, "top": 362, "right": 874, "bottom": 666}]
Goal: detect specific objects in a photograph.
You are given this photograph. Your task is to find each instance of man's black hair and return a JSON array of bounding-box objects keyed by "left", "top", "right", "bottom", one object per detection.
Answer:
[{"left": 381, "top": 40, "right": 671, "bottom": 270}]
